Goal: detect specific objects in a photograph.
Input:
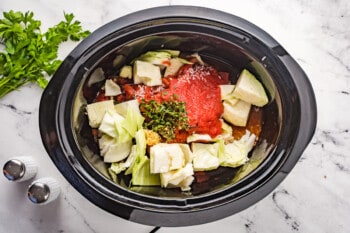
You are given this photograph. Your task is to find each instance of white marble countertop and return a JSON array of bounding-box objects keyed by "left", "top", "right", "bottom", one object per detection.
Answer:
[{"left": 0, "top": 0, "right": 349, "bottom": 232}]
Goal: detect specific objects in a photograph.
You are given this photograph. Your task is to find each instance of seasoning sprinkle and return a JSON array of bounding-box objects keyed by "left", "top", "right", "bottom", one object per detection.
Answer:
[{"left": 140, "top": 98, "right": 189, "bottom": 141}]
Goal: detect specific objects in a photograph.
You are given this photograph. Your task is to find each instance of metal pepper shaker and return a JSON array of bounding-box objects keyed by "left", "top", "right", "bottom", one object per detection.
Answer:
[
  {"left": 27, "top": 177, "right": 60, "bottom": 205},
  {"left": 3, "top": 156, "right": 38, "bottom": 182}
]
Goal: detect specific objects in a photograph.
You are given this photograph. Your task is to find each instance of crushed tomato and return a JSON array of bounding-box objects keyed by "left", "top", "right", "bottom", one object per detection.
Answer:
[{"left": 160, "top": 65, "right": 229, "bottom": 138}]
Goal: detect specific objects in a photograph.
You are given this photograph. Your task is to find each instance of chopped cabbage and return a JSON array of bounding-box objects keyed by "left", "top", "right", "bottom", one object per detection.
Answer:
[
  {"left": 232, "top": 69, "right": 268, "bottom": 107},
  {"left": 87, "top": 67, "right": 105, "bottom": 87},
  {"left": 179, "top": 144, "right": 194, "bottom": 164},
  {"left": 121, "top": 106, "right": 144, "bottom": 138},
  {"left": 131, "top": 129, "right": 160, "bottom": 186},
  {"left": 133, "top": 60, "right": 162, "bottom": 86},
  {"left": 86, "top": 100, "right": 114, "bottom": 128},
  {"left": 98, "top": 106, "right": 144, "bottom": 164},
  {"left": 109, "top": 145, "right": 137, "bottom": 175},
  {"left": 115, "top": 99, "right": 140, "bottom": 117},
  {"left": 187, "top": 120, "right": 234, "bottom": 143},
  {"left": 150, "top": 143, "right": 185, "bottom": 173},
  {"left": 211, "top": 120, "right": 234, "bottom": 142},
  {"left": 187, "top": 134, "right": 213, "bottom": 143},
  {"left": 136, "top": 51, "right": 172, "bottom": 66},
  {"left": 98, "top": 110, "right": 123, "bottom": 138},
  {"left": 219, "top": 85, "right": 235, "bottom": 100},
  {"left": 99, "top": 134, "right": 115, "bottom": 156},
  {"left": 104, "top": 79, "right": 121, "bottom": 96},
  {"left": 131, "top": 156, "right": 160, "bottom": 186},
  {"left": 164, "top": 58, "right": 184, "bottom": 77},
  {"left": 233, "top": 139, "right": 273, "bottom": 182},
  {"left": 222, "top": 99, "right": 251, "bottom": 127},
  {"left": 110, "top": 162, "right": 127, "bottom": 175},
  {"left": 103, "top": 140, "right": 132, "bottom": 163},
  {"left": 99, "top": 106, "right": 144, "bottom": 143},
  {"left": 119, "top": 65, "right": 132, "bottom": 79},
  {"left": 192, "top": 143, "right": 220, "bottom": 171},
  {"left": 149, "top": 143, "right": 194, "bottom": 190},
  {"left": 160, "top": 163, "right": 194, "bottom": 191},
  {"left": 219, "top": 130, "right": 256, "bottom": 167},
  {"left": 190, "top": 52, "right": 205, "bottom": 65},
  {"left": 156, "top": 49, "right": 180, "bottom": 57}
]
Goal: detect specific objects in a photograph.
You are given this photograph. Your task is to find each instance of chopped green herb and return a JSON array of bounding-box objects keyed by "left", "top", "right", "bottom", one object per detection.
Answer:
[
  {"left": 0, "top": 10, "right": 90, "bottom": 98},
  {"left": 140, "top": 99, "right": 189, "bottom": 141}
]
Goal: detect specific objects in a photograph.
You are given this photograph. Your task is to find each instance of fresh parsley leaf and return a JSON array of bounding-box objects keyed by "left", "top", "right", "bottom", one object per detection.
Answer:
[{"left": 0, "top": 10, "right": 91, "bottom": 98}]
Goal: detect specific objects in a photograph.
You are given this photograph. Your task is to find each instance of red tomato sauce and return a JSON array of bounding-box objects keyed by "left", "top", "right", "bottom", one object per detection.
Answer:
[{"left": 158, "top": 64, "right": 229, "bottom": 138}]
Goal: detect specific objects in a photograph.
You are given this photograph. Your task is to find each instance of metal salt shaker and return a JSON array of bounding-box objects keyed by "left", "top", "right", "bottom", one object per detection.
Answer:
[
  {"left": 27, "top": 177, "right": 60, "bottom": 205},
  {"left": 3, "top": 156, "right": 38, "bottom": 182}
]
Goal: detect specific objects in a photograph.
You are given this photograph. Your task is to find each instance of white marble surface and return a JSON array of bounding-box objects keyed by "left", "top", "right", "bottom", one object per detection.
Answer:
[{"left": 0, "top": 0, "right": 349, "bottom": 232}]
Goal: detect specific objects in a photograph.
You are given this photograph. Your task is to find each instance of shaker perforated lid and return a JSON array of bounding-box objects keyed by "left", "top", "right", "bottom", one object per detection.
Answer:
[
  {"left": 27, "top": 177, "right": 60, "bottom": 205},
  {"left": 3, "top": 156, "right": 37, "bottom": 182}
]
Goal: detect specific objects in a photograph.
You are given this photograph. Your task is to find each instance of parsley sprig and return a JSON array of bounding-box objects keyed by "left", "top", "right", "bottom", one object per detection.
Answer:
[
  {"left": 0, "top": 10, "right": 90, "bottom": 98},
  {"left": 140, "top": 98, "right": 189, "bottom": 141}
]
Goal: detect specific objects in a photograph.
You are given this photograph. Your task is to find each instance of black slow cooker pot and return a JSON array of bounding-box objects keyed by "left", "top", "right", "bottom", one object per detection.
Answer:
[{"left": 39, "top": 6, "right": 317, "bottom": 226}]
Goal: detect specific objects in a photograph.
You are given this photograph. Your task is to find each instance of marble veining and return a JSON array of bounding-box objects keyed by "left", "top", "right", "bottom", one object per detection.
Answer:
[
  {"left": 1, "top": 0, "right": 350, "bottom": 232},
  {"left": 61, "top": 193, "right": 99, "bottom": 233},
  {"left": 271, "top": 189, "right": 300, "bottom": 232},
  {"left": 0, "top": 103, "right": 33, "bottom": 115}
]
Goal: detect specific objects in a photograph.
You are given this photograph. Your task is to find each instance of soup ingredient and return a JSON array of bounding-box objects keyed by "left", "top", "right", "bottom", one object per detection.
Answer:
[
  {"left": 220, "top": 68, "right": 270, "bottom": 127},
  {"left": 0, "top": 11, "right": 90, "bottom": 99},
  {"left": 99, "top": 135, "right": 114, "bottom": 155},
  {"left": 160, "top": 163, "right": 194, "bottom": 191},
  {"left": 222, "top": 99, "right": 251, "bottom": 127},
  {"left": 160, "top": 64, "right": 228, "bottom": 138},
  {"left": 218, "top": 130, "right": 256, "bottom": 167},
  {"left": 98, "top": 102, "right": 144, "bottom": 140},
  {"left": 157, "top": 49, "right": 181, "bottom": 57},
  {"left": 186, "top": 134, "right": 213, "bottom": 143},
  {"left": 104, "top": 79, "right": 121, "bottom": 96},
  {"left": 140, "top": 99, "right": 189, "bottom": 141},
  {"left": 186, "top": 120, "right": 234, "bottom": 143},
  {"left": 96, "top": 104, "right": 144, "bottom": 162},
  {"left": 220, "top": 120, "right": 234, "bottom": 141},
  {"left": 164, "top": 58, "right": 185, "bottom": 77},
  {"left": 150, "top": 143, "right": 186, "bottom": 173},
  {"left": 144, "top": 129, "right": 161, "bottom": 146},
  {"left": 136, "top": 50, "right": 173, "bottom": 66},
  {"left": 119, "top": 65, "right": 132, "bottom": 79},
  {"left": 219, "top": 85, "right": 236, "bottom": 100},
  {"left": 114, "top": 99, "right": 140, "bottom": 117},
  {"left": 224, "top": 97, "right": 239, "bottom": 106},
  {"left": 86, "top": 100, "right": 114, "bottom": 128},
  {"left": 103, "top": 140, "right": 133, "bottom": 163},
  {"left": 133, "top": 60, "right": 162, "bottom": 86},
  {"left": 98, "top": 110, "right": 125, "bottom": 138},
  {"left": 88, "top": 68, "right": 105, "bottom": 86},
  {"left": 232, "top": 139, "right": 273, "bottom": 182},
  {"left": 232, "top": 69, "right": 268, "bottom": 107},
  {"left": 110, "top": 145, "right": 137, "bottom": 174},
  {"left": 190, "top": 52, "right": 206, "bottom": 65},
  {"left": 150, "top": 143, "right": 194, "bottom": 190},
  {"left": 192, "top": 143, "right": 220, "bottom": 171},
  {"left": 130, "top": 129, "right": 160, "bottom": 186},
  {"left": 132, "top": 157, "right": 160, "bottom": 186},
  {"left": 135, "top": 49, "right": 188, "bottom": 66}
]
